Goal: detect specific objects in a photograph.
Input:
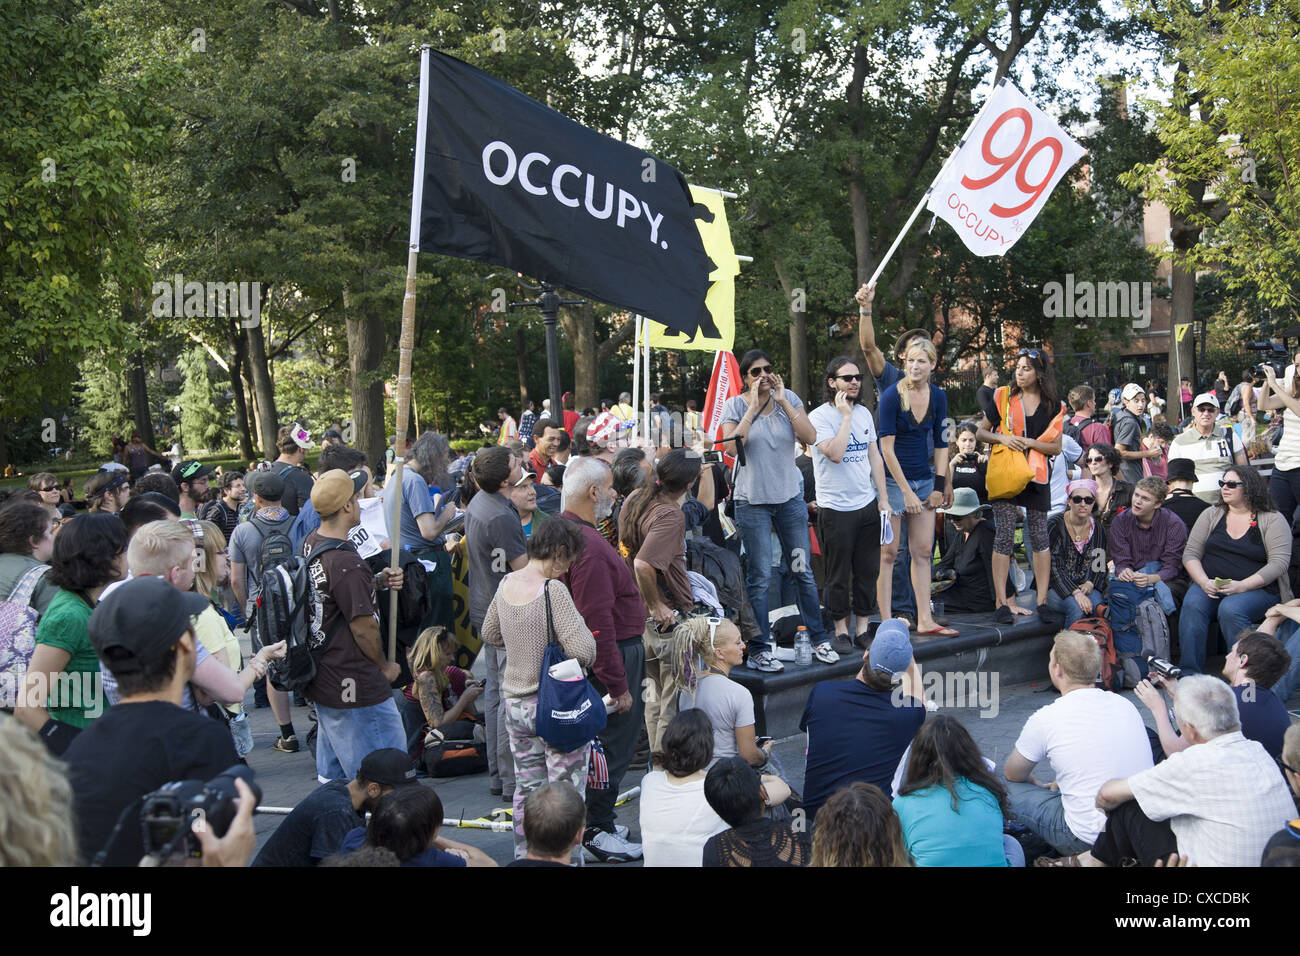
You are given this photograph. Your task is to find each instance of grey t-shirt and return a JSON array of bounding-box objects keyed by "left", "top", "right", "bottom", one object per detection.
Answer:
[
  {"left": 1111, "top": 410, "right": 1145, "bottom": 484},
  {"left": 719, "top": 392, "right": 804, "bottom": 505},
  {"left": 0, "top": 553, "right": 59, "bottom": 615},
  {"left": 679, "top": 673, "right": 756, "bottom": 763},
  {"left": 464, "top": 490, "right": 527, "bottom": 630},
  {"left": 228, "top": 509, "right": 294, "bottom": 617}
]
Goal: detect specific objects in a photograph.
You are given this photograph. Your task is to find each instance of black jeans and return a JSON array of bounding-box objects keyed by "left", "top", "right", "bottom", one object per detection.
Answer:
[
  {"left": 1091, "top": 799, "right": 1178, "bottom": 867},
  {"left": 1270, "top": 466, "right": 1300, "bottom": 527},
  {"left": 818, "top": 504, "right": 882, "bottom": 624},
  {"left": 586, "top": 638, "right": 646, "bottom": 833}
]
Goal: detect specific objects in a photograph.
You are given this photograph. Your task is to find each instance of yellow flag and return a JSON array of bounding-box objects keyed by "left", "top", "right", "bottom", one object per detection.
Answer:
[
  {"left": 1175, "top": 323, "right": 1191, "bottom": 342},
  {"left": 647, "top": 186, "right": 739, "bottom": 351}
]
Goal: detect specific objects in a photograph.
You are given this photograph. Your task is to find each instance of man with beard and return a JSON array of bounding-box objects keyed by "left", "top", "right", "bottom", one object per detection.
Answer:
[{"left": 559, "top": 455, "right": 648, "bottom": 863}]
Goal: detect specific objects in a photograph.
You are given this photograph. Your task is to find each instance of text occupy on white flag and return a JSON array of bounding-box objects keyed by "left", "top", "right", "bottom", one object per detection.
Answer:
[{"left": 925, "top": 81, "right": 1086, "bottom": 257}]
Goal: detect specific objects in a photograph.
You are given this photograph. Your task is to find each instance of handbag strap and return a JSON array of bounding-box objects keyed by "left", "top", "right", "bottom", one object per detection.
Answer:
[{"left": 543, "top": 579, "right": 557, "bottom": 647}]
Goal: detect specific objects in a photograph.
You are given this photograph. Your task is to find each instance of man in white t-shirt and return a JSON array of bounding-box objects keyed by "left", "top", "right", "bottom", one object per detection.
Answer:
[
  {"left": 807, "top": 358, "right": 891, "bottom": 656},
  {"left": 1003, "top": 631, "right": 1154, "bottom": 859},
  {"left": 1092, "top": 675, "right": 1295, "bottom": 867}
]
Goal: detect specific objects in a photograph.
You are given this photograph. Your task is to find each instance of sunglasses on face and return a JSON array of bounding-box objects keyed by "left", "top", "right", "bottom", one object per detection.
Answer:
[
  {"left": 836, "top": 374, "right": 863, "bottom": 382},
  {"left": 1195, "top": 406, "right": 1217, "bottom": 413},
  {"left": 40, "top": 485, "right": 58, "bottom": 492},
  {"left": 1086, "top": 456, "right": 1107, "bottom": 464},
  {"left": 748, "top": 366, "right": 773, "bottom": 377},
  {"left": 1069, "top": 495, "right": 1095, "bottom": 505},
  {"left": 1218, "top": 479, "right": 1243, "bottom": 489}
]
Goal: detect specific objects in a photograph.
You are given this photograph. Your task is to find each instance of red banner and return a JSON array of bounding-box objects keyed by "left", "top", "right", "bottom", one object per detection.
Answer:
[{"left": 701, "top": 350, "right": 741, "bottom": 466}]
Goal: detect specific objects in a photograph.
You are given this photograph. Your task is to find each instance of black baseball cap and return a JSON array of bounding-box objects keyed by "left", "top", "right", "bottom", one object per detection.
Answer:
[
  {"left": 88, "top": 577, "right": 210, "bottom": 675},
  {"left": 358, "top": 748, "right": 419, "bottom": 787},
  {"left": 171, "top": 460, "right": 214, "bottom": 484}
]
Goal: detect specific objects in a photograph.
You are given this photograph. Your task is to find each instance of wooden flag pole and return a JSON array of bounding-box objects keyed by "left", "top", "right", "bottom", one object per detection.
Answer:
[{"left": 388, "top": 247, "right": 417, "bottom": 663}]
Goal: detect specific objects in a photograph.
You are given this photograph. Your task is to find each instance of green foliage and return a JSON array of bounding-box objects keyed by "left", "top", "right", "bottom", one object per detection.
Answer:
[{"left": 177, "top": 347, "right": 232, "bottom": 453}]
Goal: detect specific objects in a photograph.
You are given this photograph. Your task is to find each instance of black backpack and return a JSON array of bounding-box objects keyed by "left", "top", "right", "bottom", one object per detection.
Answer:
[
  {"left": 365, "top": 549, "right": 433, "bottom": 687},
  {"left": 262, "top": 538, "right": 352, "bottom": 694},
  {"left": 249, "top": 514, "right": 294, "bottom": 578},
  {"left": 1063, "top": 415, "right": 1106, "bottom": 457}
]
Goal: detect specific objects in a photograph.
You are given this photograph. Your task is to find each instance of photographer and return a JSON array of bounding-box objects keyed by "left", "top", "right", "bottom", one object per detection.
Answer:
[
  {"left": 1258, "top": 363, "right": 1300, "bottom": 525},
  {"left": 63, "top": 577, "right": 239, "bottom": 866},
  {"left": 947, "top": 422, "right": 988, "bottom": 504}
]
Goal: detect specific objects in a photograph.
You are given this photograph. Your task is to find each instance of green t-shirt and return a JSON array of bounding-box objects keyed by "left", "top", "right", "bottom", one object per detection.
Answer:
[{"left": 33, "top": 588, "right": 104, "bottom": 729}]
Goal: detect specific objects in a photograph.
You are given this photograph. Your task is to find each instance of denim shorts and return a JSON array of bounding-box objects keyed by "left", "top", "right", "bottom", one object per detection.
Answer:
[{"left": 884, "top": 475, "right": 935, "bottom": 516}]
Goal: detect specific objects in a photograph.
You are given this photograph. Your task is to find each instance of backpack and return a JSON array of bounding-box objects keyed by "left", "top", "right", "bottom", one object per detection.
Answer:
[
  {"left": 261, "top": 538, "right": 352, "bottom": 694},
  {"left": 1134, "top": 597, "right": 1171, "bottom": 662},
  {"left": 1225, "top": 383, "right": 1244, "bottom": 418},
  {"left": 249, "top": 513, "right": 295, "bottom": 578},
  {"left": 365, "top": 549, "right": 433, "bottom": 687},
  {"left": 0, "top": 564, "right": 51, "bottom": 696},
  {"left": 1063, "top": 415, "right": 1107, "bottom": 458},
  {"left": 1067, "top": 608, "right": 1122, "bottom": 692}
]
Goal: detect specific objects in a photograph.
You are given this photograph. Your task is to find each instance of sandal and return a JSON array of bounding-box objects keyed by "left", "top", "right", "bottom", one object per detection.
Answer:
[
  {"left": 1033, "top": 854, "right": 1080, "bottom": 867},
  {"left": 916, "top": 625, "right": 959, "bottom": 637}
]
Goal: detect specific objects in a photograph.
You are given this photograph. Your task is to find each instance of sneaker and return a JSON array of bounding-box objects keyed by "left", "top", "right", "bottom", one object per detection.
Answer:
[
  {"left": 832, "top": 633, "right": 854, "bottom": 655},
  {"left": 745, "top": 649, "right": 785, "bottom": 673},
  {"left": 994, "top": 604, "right": 1014, "bottom": 626},
  {"left": 813, "top": 641, "right": 838, "bottom": 665},
  {"left": 272, "top": 734, "right": 300, "bottom": 753},
  {"left": 614, "top": 824, "right": 630, "bottom": 840},
  {"left": 582, "top": 827, "right": 643, "bottom": 863}
]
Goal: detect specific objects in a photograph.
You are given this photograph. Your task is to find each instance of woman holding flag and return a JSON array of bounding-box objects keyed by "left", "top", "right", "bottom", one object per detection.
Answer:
[{"left": 976, "top": 349, "right": 1066, "bottom": 626}]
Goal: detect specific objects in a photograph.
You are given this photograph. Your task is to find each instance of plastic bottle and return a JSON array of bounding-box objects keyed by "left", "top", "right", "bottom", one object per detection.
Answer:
[{"left": 794, "top": 625, "right": 812, "bottom": 666}]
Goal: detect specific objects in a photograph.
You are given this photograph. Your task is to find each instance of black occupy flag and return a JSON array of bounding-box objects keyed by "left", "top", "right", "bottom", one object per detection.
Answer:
[{"left": 411, "top": 49, "right": 710, "bottom": 337}]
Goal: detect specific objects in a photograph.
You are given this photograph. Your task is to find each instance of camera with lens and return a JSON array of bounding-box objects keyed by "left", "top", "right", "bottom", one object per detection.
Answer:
[
  {"left": 1246, "top": 341, "right": 1288, "bottom": 380},
  {"left": 140, "top": 765, "right": 261, "bottom": 860},
  {"left": 1145, "top": 656, "right": 1183, "bottom": 681}
]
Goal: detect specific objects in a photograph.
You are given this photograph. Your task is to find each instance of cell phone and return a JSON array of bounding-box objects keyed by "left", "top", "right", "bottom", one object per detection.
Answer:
[{"left": 755, "top": 736, "right": 773, "bottom": 747}]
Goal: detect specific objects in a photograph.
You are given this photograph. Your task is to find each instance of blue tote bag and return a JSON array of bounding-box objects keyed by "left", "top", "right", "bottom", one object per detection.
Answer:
[{"left": 534, "top": 580, "right": 606, "bottom": 753}]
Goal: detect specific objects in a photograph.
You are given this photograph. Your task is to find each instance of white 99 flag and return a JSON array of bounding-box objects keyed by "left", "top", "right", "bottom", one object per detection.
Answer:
[{"left": 925, "top": 80, "right": 1086, "bottom": 257}]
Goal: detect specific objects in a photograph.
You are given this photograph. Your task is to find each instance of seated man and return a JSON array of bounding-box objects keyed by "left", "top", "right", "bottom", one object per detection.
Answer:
[
  {"left": 1003, "top": 631, "right": 1153, "bottom": 860},
  {"left": 1092, "top": 676, "right": 1294, "bottom": 867},
  {"left": 1105, "top": 477, "right": 1187, "bottom": 656},
  {"left": 337, "top": 784, "right": 497, "bottom": 867},
  {"left": 1261, "top": 724, "right": 1300, "bottom": 866},
  {"left": 1134, "top": 631, "right": 1292, "bottom": 761},
  {"left": 800, "top": 620, "right": 925, "bottom": 820},
  {"left": 702, "top": 757, "right": 809, "bottom": 867},
  {"left": 64, "top": 578, "right": 239, "bottom": 866},
  {"left": 1162, "top": 457, "right": 1209, "bottom": 532},
  {"left": 507, "top": 781, "right": 587, "bottom": 867},
  {"left": 252, "top": 749, "right": 418, "bottom": 867},
  {"left": 933, "top": 488, "right": 998, "bottom": 614}
]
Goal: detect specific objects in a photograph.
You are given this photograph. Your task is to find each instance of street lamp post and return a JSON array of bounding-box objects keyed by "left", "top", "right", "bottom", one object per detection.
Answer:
[{"left": 510, "top": 281, "right": 585, "bottom": 423}]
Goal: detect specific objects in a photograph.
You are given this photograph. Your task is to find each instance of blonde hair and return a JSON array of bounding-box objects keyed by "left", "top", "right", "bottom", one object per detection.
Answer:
[
  {"left": 1052, "top": 630, "right": 1102, "bottom": 685},
  {"left": 408, "top": 626, "right": 453, "bottom": 693},
  {"left": 192, "top": 520, "right": 227, "bottom": 599},
  {"left": 896, "top": 339, "right": 938, "bottom": 414},
  {"left": 127, "top": 519, "right": 196, "bottom": 578},
  {"left": 0, "top": 718, "right": 79, "bottom": 865},
  {"left": 668, "top": 616, "right": 725, "bottom": 694}
]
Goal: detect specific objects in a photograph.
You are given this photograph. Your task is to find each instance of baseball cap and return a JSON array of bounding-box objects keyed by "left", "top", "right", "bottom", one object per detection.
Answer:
[
  {"left": 171, "top": 459, "right": 213, "bottom": 484},
  {"left": 311, "top": 468, "right": 366, "bottom": 517},
  {"left": 1193, "top": 392, "right": 1220, "bottom": 409},
  {"left": 1121, "top": 383, "right": 1144, "bottom": 402},
  {"left": 246, "top": 470, "right": 286, "bottom": 500},
  {"left": 88, "top": 577, "right": 210, "bottom": 675},
  {"left": 357, "top": 748, "right": 419, "bottom": 787},
  {"left": 868, "top": 619, "right": 914, "bottom": 677}
]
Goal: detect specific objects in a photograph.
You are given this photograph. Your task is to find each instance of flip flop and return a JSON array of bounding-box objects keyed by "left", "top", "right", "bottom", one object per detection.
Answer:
[
  {"left": 1033, "top": 854, "right": 1079, "bottom": 867},
  {"left": 916, "top": 625, "right": 959, "bottom": 637}
]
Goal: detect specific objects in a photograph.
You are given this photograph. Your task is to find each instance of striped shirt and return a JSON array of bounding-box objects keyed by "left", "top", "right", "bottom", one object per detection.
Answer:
[{"left": 1167, "top": 424, "right": 1241, "bottom": 503}]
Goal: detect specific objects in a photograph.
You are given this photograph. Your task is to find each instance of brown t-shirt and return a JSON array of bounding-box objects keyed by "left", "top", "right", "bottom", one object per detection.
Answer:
[
  {"left": 621, "top": 498, "right": 693, "bottom": 610},
  {"left": 303, "top": 531, "right": 390, "bottom": 709}
]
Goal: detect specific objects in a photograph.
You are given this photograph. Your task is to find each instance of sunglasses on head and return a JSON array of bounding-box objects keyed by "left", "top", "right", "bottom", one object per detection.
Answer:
[
  {"left": 1018, "top": 348, "right": 1042, "bottom": 359},
  {"left": 748, "top": 365, "right": 773, "bottom": 377},
  {"left": 836, "top": 374, "right": 863, "bottom": 382},
  {"left": 1218, "top": 479, "right": 1243, "bottom": 489},
  {"left": 1069, "top": 495, "right": 1095, "bottom": 505}
]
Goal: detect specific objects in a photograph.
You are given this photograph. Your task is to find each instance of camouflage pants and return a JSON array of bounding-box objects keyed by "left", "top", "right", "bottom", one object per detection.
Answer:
[{"left": 505, "top": 694, "right": 590, "bottom": 856}]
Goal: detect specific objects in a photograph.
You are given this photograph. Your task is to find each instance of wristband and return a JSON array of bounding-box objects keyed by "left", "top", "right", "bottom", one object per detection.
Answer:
[{"left": 933, "top": 476, "right": 946, "bottom": 492}]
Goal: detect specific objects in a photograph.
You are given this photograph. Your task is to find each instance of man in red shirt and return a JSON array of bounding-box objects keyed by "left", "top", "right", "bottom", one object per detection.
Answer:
[
  {"left": 528, "top": 418, "right": 563, "bottom": 484},
  {"left": 559, "top": 456, "right": 647, "bottom": 863}
]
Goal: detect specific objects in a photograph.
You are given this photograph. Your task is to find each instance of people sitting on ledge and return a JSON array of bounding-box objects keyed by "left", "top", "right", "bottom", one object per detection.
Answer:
[
  {"left": 1043, "top": 478, "right": 1108, "bottom": 628},
  {"left": 932, "top": 488, "right": 998, "bottom": 616}
]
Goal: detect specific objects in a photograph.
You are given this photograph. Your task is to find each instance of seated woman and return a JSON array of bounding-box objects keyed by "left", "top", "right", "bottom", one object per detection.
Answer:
[
  {"left": 1084, "top": 442, "right": 1132, "bottom": 530},
  {"left": 336, "top": 783, "right": 495, "bottom": 867},
  {"left": 405, "top": 626, "right": 485, "bottom": 775},
  {"left": 1180, "top": 464, "right": 1292, "bottom": 675},
  {"left": 810, "top": 782, "right": 911, "bottom": 867},
  {"left": 932, "top": 488, "right": 997, "bottom": 614},
  {"left": 701, "top": 757, "right": 808, "bottom": 867},
  {"left": 894, "top": 715, "right": 1023, "bottom": 867},
  {"left": 1044, "top": 478, "right": 1108, "bottom": 628},
  {"left": 670, "top": 615, "right": 771, "bottom": 769},
  {"left": 639, "top": 710, "right": 729, "bottom": 866}
]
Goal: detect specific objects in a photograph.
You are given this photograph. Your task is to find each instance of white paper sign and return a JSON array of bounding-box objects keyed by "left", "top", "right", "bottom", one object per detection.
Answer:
[
  {"left": 347, "top": 496, "right": 390, "bottom": 559},
  {"left": 925, "top": 81, "right": 1085, "bottom": 257}
]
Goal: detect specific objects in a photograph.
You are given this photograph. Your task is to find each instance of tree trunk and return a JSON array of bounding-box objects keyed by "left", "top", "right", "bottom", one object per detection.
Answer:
[
  {"left": 243, "top": 321, "right": 279, "bottom": 457},
  {"left": 773, "top": 259, "right": 810, "bottom": 401},
  {"left": 228, "top": 323, "right": 255, "bottom": 460},
  {"left": 347, "top": 300, "right": 387, "bottom": 470},
  {"left": 128, "top": 352, "right": 156, "bottom": 450},
  {"left": 1169, "top": 207, "right": 1201, "bottom": 413},
  {"left": 559, "top": 303, "right": 597, "bottom": 411},
  {"left": 0, "top": 422, "right": 9, "bottom": 469},
  {"left": 515, "top": 325, "right": 530, "bottom": 410}
]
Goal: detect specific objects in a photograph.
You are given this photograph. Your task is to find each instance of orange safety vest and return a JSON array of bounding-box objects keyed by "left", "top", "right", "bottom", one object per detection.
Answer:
[{"left": 996, "top": 386, "right": 1065, "bottom": 484}]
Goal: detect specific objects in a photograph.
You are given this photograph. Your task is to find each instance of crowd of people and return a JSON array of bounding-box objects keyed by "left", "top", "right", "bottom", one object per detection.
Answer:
[{"left": 1, "top": 284, "right": 1298, "bottom": 869}]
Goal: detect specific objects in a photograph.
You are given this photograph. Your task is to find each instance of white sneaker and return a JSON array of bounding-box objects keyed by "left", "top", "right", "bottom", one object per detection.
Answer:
[
  {"left": 813, "top": 641, "right": 838, "bottom": 665},
  {"left": 746, "top": 650, "right": 785, "bottom": 673},
  {"left": 582, "top": 827, "right": 643, "bottom": 863}
]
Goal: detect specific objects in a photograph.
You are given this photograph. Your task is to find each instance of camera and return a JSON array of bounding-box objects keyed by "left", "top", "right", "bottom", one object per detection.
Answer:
[
  {"left": 1246, "top": 341, "right": 1288, "bottom": 380},
  {"left": 1145, "top": 656, "right": 1183, "bottom": 681},
  {"left": 140, "top": 765, "right": 261, "bottom": 860},
  {"left": 962, "top": 452, "right": 979, "bottom": 462}
]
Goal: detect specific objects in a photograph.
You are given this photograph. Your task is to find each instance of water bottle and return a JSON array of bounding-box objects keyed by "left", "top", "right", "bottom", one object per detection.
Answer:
[{"left": 795, "top": 626, "right": 812, "bottom": 666}]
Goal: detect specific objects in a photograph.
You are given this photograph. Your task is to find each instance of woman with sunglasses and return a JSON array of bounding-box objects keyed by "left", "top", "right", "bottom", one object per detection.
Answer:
[
  {"left": 1044, "top": 479, "right": 1109, "bottom": 628},
  {"left": 27, "top": 473, "right": 63, "bottom": 519},
  {"left": 1082, "top": 442, "right": 1132, "bottom": 530},
  {"left": 720, "top": 350, "right": 832, "bottom": 671},
  {"left": 1180, "top": 465, "right": 1292, "bottom": 675},
  {"left": 976, "top": 349, "right": 1066, "bottom": 625}
]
